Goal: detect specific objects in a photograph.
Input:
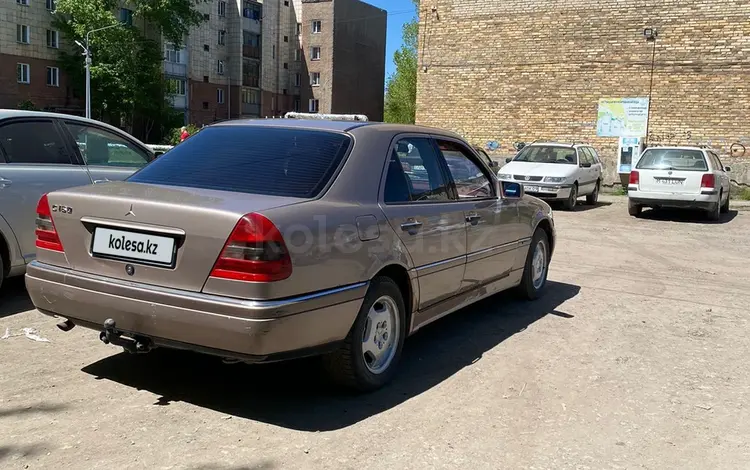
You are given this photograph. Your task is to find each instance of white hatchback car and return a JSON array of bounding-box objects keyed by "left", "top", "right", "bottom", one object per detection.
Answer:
[
  {"left": 627, "top": 146, "right": 731, "bottom": 220},
  {"left": 498, "top": 142, "right": 603, "bottom": 210}
]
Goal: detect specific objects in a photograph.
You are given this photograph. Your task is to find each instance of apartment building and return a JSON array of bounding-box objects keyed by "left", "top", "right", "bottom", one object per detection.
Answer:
[
  {"left": 0, "top": 0, "right": 81, "bottom": 112},
  {"left": 1, "top": 0, "right": 386, "bottom": 125}
]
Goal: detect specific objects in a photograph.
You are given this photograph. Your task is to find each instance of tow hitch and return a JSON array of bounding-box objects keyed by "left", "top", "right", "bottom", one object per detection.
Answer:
[{"left": 99, "top": 318, "right": 153, "bottom": 354}]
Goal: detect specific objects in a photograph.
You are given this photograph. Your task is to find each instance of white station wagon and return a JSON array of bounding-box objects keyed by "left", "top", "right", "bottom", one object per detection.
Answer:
[
  {"left": 627, "top": 146, "right": 731, "bottom": 221},
  {"left": 498, "top": 142, "right": 603, "bottom": 210}
]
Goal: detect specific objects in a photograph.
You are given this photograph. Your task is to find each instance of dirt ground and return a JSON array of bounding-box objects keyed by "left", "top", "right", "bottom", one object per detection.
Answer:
[{"left": 2, "top": 195, "right": 750, "bottom": 470}]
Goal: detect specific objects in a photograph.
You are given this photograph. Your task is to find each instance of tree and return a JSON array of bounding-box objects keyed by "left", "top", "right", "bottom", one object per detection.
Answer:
[
  {"left": 53, "top": 0, "right": 204, "bottom": 140},
  {"left": 384, "top": 0, "right": 418, "bottom": 124}
]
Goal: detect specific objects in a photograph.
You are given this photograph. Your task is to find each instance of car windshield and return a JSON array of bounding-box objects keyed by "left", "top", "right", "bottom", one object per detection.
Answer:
[
  {"left": 513, "top": 145, "right": 577, "bottom": 164},
  {"left": 128, "top": 126, "right": 351, "bottom": 198},
  {"left": 636, "top": 149, "right": 707, "bottom": 171}
]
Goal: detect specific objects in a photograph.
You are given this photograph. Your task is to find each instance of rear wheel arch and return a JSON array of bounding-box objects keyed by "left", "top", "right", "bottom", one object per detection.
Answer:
[
  {"left": 373, "top": 264, "right": 414, "bottom": 334},
  {"left": 0, "top": 231, "right": 10, "bottom": 278}
]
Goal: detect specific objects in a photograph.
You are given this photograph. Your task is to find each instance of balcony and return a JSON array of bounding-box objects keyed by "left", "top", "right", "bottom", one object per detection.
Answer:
[
  {"left": 242, "top": 45, "right": 261, "bottom": 60},
  {"left": 242, "top": 102, "right": 260, "bottom": 116},
  {"left": 242, "top": 75, "right": 260, "bottom": 88},
  {"left": 169, "top": 94, "right": 187, "bottom": 109},
  {"left": 164, "top": 61, "right": 187, "bottom": 77},
  {"left": 242, "top": 17, "right": 261, "bottom": 35}
]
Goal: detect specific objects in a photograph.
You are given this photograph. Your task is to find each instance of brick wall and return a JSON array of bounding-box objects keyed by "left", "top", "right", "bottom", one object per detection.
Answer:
[
  {"left": 415, "top": 0, "right": 750, "bottom": 184},
  {"left": 0, "top": 53, "right": 80, "bottom": 111}
]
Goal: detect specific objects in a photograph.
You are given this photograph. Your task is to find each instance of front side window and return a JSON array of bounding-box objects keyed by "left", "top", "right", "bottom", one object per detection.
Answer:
[
  {"left": 578, "top": 148, "right": 594, "bottom": 166},
  {"left": 384, "top": 138, "right": 450, "bottom": 203},
  {"left": 66, "top": 122, "right": 151, "bottom": 168},
  {"left": 636, "top": 149, "right": 707, "bottom": 171},
  {"left": 0, "top": 121, "right": 71, "bottom": 164},
  {"left": 513, "top": 145, "right": 577, "bottom": 165},
  {"left": 128, "top": 127, "right": 352, "bottom": 198},
  {"left": 437, "top": 140, "right": 493, "bottom": 199}
]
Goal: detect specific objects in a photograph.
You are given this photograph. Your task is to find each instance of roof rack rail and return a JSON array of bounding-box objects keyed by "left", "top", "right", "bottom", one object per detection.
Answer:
[{"left": 283, "top": 112, "right": 369, "bottom": 122}]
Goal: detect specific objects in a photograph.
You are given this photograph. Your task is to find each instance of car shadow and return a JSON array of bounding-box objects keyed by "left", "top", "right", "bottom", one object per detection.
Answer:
[
  {"left": 81, "top": 281, "right": 579, "bottom": 432},
  {"left": 0, "top": 277, "right": 34, "bottom": 319},
  {"left": 550, "top": 201, "right": 612, "bottom": 212},
  {"left": 639, "top": 208, "right": 738, "bottom": 224}
]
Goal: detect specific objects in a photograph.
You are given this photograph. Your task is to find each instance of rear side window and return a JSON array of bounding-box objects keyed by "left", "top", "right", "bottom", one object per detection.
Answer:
[
  {"left": 636, "top": 149, "right": 707, "bottom": 171},
  {"left": 128, "top": 126, "right": 351, "bottom": 198},
  {"left": 0, "top": 120, "right": 72, "bottom": 164}
]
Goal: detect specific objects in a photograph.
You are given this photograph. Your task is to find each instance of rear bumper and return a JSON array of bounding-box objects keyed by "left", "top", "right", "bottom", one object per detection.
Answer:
[
  {"left": 628, "top": 190, "right": 719, "bottom": 209},
  {"left": 25, "top": 261, "right": 365, "bottom": 362}
]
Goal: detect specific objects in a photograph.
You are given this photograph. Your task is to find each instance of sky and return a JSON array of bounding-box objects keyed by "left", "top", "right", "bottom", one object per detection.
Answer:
[{"left": 365, "top": 0, "right": 417, "bottom": 79}]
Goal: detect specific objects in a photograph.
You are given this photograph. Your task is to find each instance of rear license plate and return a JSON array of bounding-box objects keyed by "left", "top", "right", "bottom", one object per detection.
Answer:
[
  {"left": 92, "top": 227, "right": 176, "bottom": 266},
  {"left": 655, "top": 178, "right": 684, "bottom": 185},
  {"left": 524, "top": 185, "right": 540, "bottom": 193}
]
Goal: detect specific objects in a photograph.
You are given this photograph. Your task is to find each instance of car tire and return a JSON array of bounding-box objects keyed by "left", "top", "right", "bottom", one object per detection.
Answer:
[
  {"left": 707, "top": 195, "right": 721, "bottom": 222},
  {"left": 628, "top": 200, "right": 642, "bottom": 217},
  {"left": 562, "top": 184, "right": 578, "bottom": 211},
  {"left": 0, "top": 253, "right": 4, "bottom": 293},
  {"left": 323, "top": 276, "right": 407, "bottom": 392},
  {"left": 516, "top": 228, "right": 550, "bottom": 301},
  {"left": 721, "top": 190, "right": 730, "bottom": 214},
  {"left": 586, "top": 181, "right": 600, "bottom": 205}
]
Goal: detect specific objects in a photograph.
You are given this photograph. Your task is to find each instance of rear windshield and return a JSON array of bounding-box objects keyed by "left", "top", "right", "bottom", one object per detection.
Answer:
[
  {"left": 513, "top": 145, "right": 577, "bottom": 164},
  {"left": 128, "top": 126, "right": 351, "bottom": 198},
  {"left": 636, "top": 149, "right": 707, "bottom": 171}
]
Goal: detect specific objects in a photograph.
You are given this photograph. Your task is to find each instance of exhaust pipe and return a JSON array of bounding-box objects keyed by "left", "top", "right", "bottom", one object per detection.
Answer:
[{"left": 56, "top": 319, "right": 76, "bottom": 332}]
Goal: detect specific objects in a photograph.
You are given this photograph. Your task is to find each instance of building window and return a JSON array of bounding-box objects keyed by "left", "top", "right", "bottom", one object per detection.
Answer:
[
  {"left": 283, "top": 88, "right": 287, "bottom": 95},
  {"left": 284, "top": 0, "right": 288, "bottom": 5},
  {"left": 294, "top": 73, "right": 301, "bottom": 87},
  {"left": 167, "top": 79, "right": 186, "bottom": 95},
  {"left": 217, "top": 88, "right": 225, "bottom": 104},
  {"left": 17, "top": 0, "right": 29, "bottom": 5},
  {"left": 284, "top": 36, "right": 289, "bottom": 43},
  {"left": 17, "top": 63, "right": 30, "bottom": 84},
  {"left": 45, "top": 0, "right": 55, "bottom": 10},
  {"left": 283, "top": 62, "right": 288, "bottom": 69},
  {"left": 119, "top": 8, "right": 134, "bottom": 26},
  {"left": 46, "top": 67, "right": 59, "bottom": 87},
  {"left": 293, "top": 98, "right": 300, "bottom": 112},
  {"left": 218, "top": 30, "right": 226, "bottom": 45},
  {"left": 164, "top": 43, "right": 182, "bottom": 63},
  {"left": 204, "top": 44, "right": 210, "bottom": 51},
  {"left": 242, "top": 88, "right": 260, "bottom": 104},
  {"left": 203, "top": 75, "right": 209, "bottom": 83},
  {"left": 202, "top": 101, "right": 209, "bottom": 110},
  {"left": 17, "top": 25, "right": 30, "bottom": 44},
  {"left": 272, "top": 45, "right": 275, "bottom": 59},
  {"left": 217, "top": 60, "right": 225, "bottom": 75},
  {"left": 46, "top": 29, "right": 59, "bottom": 48},
  {"left": 308, "top": 99, "right": 319, "bottom": 113},
  {"left": 294, "top": 48, "right": 301, "bottom": 61},
  {"left": 310, "top": 72, "right": 321, "bottom": 86},
  {"left": 312, "top": 20, "right": 322, "bottom": 33},
  {"left": 296, "top": 23, "right": 302, "bottom": 35},
  {"left": 203, "top": 13, "right": 210, "bottom": 20},
  {"left": 218, "top": 0, "right": 226, "bottom": 17},
  {"left": 242, "top": 1, "right": 261, "bottom": 20},
  {"left": 311, "top": 46, "right": 321, "bottom": 60}
]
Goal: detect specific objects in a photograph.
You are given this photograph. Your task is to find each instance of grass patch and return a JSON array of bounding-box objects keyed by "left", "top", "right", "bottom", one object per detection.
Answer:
[
  {"left": 736, "top": 187, "right": 750, "bottom": 201},
  {"left": 611, "top": 186, "right": 627, "bottom": 196}
]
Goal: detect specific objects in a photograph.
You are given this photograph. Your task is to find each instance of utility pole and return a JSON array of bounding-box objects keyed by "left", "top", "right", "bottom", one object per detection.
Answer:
[
  {"left": 643, "top": 28, "right": 658, "bottom": 146},
  {"left": 75, "top": 23, "right": 122, "bottom": 119}
]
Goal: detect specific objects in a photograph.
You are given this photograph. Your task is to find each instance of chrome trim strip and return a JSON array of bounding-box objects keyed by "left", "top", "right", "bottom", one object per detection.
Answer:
[
  {"left": 79, "top": 217, "right": 187, "bottom": 237},
  {"left": 466, "top": 240, "right": 519, "bottom": 261},
  {"left": 415, "top": 255, "right": 466, "bottom": 273},
  {"left": 27, "top": 261, "right": 367, "bottom": 310}
]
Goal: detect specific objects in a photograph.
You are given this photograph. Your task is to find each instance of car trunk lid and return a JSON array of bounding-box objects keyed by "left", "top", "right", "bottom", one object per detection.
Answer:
[{"left": 44, "top": 182, "right": 304, "bottom": 292}]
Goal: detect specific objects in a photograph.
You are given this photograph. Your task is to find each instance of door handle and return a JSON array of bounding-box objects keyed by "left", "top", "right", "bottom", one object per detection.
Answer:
[
  {"left": 466, "top": 213, "right": 481, "bottom": 225},
  {"left": 0, "top": 176, "right": 11, "bottom": 188},
  {"left": 93, "top": 179, "right": 110, "bottom": 184},
  {"left": 400, "top": 221, "right": 423, "bottom": 233}
]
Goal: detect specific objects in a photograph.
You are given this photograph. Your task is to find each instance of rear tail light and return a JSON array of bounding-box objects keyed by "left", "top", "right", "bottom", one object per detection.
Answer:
[
  {"left": 209, "top": 213, "right": 292, "bottom": 282},
  {"left": 701, "top": 173, "right": 715, "bottom": 189},
  {"left": 629, "top": 171, "right": 640, "bottom": 185},
  {"left": 35, "top": 194, "right": 64, "bottom": 252}
]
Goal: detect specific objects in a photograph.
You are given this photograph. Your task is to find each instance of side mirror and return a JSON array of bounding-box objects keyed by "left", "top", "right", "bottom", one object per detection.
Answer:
[
  {"left": 501, "top": 181, "right": 523, "bottom": 199},
  {"left": 580, "top": 162, "right": 592, "bottom": 168},
  {"left": 505, "top": 157, "right": 512, "bottom": 163},
  {"left": 725, "top": 166, "right": 732, "bottom": 172},
  {"left": 489, "top": 160, "right": 499, "bottom": 168}
]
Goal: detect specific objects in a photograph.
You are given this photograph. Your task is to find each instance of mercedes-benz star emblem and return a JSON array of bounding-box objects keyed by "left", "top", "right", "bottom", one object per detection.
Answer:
[
  {"left": 125, "top": 204, "right": 135, "bottom": 217},
  {"left": 125, "top": 264, "right": 135, "bottom": 276}
]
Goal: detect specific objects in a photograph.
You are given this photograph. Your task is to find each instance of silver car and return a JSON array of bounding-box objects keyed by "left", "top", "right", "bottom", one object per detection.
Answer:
[
  {"left": 26, "top": 119, "right": 555, "bottom": 392},
  {"left": 0, "top": 110, "right": 154, "bottom": 290}
]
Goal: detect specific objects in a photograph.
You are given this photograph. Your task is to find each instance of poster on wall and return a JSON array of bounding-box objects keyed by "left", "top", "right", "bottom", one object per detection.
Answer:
[{"left": 596, "top": 98, "right": 650, "bottom": 138}]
